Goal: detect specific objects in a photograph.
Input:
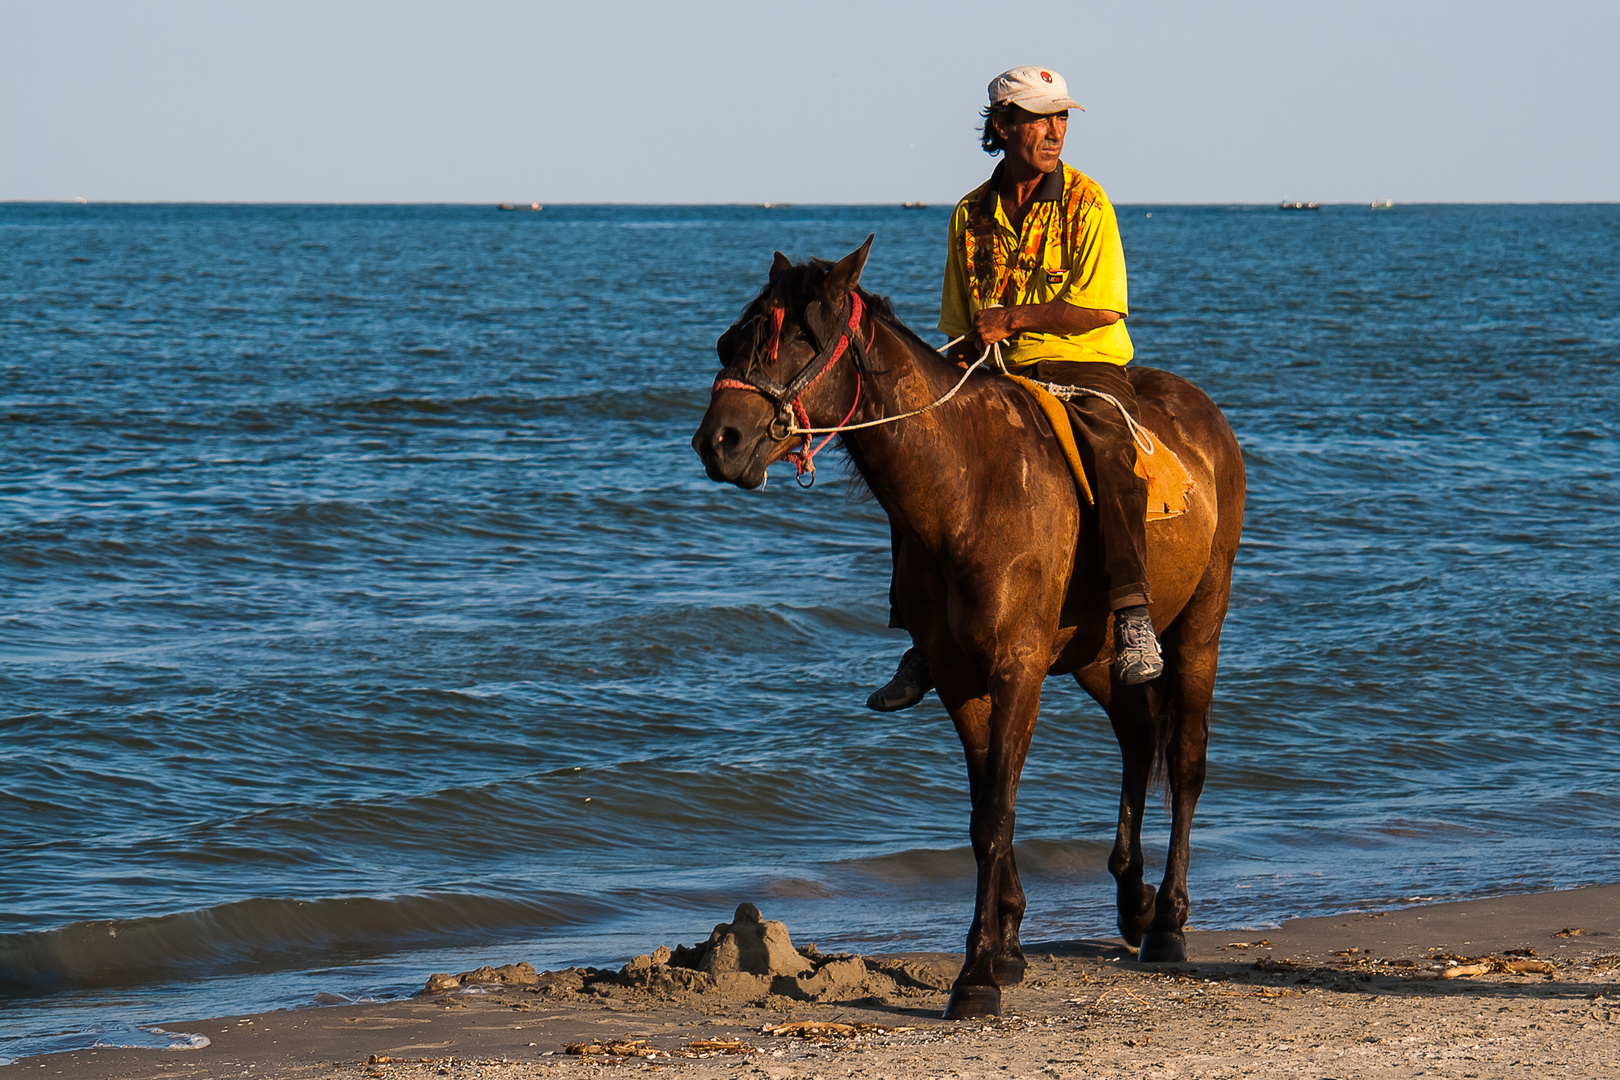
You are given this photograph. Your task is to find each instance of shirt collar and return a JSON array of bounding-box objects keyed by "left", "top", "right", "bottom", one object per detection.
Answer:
[{"left": 978, "top": 161, "right": 1067, "bottom": 226}]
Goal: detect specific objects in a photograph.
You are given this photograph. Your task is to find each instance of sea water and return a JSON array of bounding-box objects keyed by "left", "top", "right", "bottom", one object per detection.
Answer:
[{"left": 2, "top": 202, "right": 1617, "bottom": 1058}]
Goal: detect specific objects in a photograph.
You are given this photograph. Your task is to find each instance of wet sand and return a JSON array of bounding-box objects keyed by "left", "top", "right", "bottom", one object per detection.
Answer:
[{"left": 29, "top": 884, "right": 1620, "bottom": 1079}]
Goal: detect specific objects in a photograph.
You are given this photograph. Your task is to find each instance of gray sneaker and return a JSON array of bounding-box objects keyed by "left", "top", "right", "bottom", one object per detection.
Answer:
[
  {"left": 1113, "top": 608, "right": 1164, "bottom": 685},
  {"left": 866, "top": 646, "right": 933, "bottom": 712}
]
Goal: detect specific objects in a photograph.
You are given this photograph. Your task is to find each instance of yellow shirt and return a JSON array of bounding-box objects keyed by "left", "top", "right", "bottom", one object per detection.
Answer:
[{"left": 939, "top": 162, "right": 1133, "bottom": 366}]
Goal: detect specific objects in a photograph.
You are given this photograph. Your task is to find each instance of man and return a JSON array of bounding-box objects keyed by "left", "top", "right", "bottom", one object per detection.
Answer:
[{"left": 867, "top": 64, "right": 1162, "bottom": 712}]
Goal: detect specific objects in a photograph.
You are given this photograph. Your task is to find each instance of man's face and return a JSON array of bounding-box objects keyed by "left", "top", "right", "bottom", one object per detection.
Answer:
[{"left": 998, "top": 106, "right": 1067, "bottom": 174}]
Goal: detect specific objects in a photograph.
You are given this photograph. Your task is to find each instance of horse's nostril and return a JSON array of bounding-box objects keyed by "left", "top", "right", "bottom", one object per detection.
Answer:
[{"left": 715, "top": 427, "right": 741, "bottom": 452}]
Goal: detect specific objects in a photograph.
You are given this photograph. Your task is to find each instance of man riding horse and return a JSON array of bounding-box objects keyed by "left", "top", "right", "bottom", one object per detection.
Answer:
[{"left": 869, "top": 65, "right": 1163, "bottom": 713}]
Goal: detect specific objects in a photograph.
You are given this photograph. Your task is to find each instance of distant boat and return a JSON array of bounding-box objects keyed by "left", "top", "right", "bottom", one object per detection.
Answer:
[
  {"left": 754, "top": 202, "right": 790, "bottom": 209},
  {"left": 497, "top": 202, "right": 542, "bottom": 212},
  {"left": 1279, "top": 201, "right": 1321, "bottom": 211},
  {"left": 902, "top": 201, "right": 928, "bottom": 209},
  {"left": 1371, "top": 198, "right": 1394, "bottom": 210}
]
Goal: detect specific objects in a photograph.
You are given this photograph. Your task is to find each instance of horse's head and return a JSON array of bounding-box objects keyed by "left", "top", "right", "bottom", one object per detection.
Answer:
[{"left": 692, "top": 236, "right": 873, "bottom": 489}]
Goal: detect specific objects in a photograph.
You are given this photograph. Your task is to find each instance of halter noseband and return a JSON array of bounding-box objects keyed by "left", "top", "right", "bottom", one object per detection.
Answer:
[{"left": 710, "top": 291, "right": 869, "bottom": 485}]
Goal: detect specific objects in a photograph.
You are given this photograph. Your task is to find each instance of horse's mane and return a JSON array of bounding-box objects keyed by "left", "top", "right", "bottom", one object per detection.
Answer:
[
  {"left": 736, "top": 257, "right": 949, "bottom": 369},
  {"left": 799, "top": 261, "right": 962, "bottom": 503},
  {"left": 855, "top": 286, "right": 948, "bottom": 366}
]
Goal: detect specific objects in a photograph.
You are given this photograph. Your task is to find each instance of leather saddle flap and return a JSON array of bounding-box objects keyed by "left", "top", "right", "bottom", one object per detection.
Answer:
[{"left": 1004, "top": 374, "right": 1195, "bottom": 521}]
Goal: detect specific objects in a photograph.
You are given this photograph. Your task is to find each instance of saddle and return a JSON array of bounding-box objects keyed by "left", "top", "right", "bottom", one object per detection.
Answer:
[{"left": 1004, "top": 374, "right": 1195, "bottom": 521}]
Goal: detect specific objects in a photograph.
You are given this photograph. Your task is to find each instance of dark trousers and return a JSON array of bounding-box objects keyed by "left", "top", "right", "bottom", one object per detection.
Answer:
[
  {"left": 887, "top": 360, "right": 1150, "bottom": 629},
  {"left": 1034, "top": 360, "right": 1151, "bottom": 611}
]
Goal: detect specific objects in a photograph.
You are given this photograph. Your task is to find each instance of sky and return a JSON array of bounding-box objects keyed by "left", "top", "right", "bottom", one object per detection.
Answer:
[{"left": 2, "top": 0, "right": 1617, "bottom": 204}]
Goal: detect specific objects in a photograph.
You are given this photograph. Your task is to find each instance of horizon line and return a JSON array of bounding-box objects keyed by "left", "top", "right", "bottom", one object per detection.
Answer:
[{"left": 4, "top": 198, "right": 1619, "bottom": 208}]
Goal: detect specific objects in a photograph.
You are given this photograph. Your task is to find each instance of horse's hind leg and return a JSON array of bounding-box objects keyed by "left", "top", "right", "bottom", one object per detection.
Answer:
[
  {"left": 1138, "top": 588, "right": 1227, "bottom": 962},
  {"left": 1136, "top": 645, "right": 1218, "bottom": 962},
  {"left": 1082, "top": 669, "right": 1161, "bottom": 949}
]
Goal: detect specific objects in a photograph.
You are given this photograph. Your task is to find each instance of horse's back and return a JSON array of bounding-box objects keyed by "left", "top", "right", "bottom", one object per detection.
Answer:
[
  {"left": 1129, "top": 366, "right": 1244, "bottom": 504},
  {"left": 1129, "top": 364, "right": 1245, "bottom": 622}
]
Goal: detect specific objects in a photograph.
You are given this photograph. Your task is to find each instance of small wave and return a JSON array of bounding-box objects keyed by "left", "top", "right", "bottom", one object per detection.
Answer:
[
  {"left": 113, "top": 1026, "right": 212, "bottom": 1051},
  {"left": 323, "top": 393, "right": 553, "bottom": 421},
  {"left": 0, "top": 1023, "right": 210, "bottom": 1062},
  {"left": 0, "top": 891, "right": 602, "bottom": 996},
  {"left": 267, "top": 500, "right": 374, "bottom": 527},
  {"left": 831, "top": 838, "right": 1114, "bottom": 886},
  {"left": 331, "top": 394, "right": 455, "bottom": 415}
]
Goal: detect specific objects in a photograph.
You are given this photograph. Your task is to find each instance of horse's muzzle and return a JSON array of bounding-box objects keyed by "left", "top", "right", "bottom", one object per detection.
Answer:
[{"left": 692, "top": 406, "right": 775, "bottom": 489}]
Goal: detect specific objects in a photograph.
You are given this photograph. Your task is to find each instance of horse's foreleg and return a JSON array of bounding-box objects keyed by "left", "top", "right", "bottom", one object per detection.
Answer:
[
  {"left": 958, "top": 726, "right": 1029, "bottom": 988},
  {"left": 993, "top": 849, "right": 1028, "bottom": 987},
  {"left": 943, "top": 670, "right": 1040, "bottom": 1019}
]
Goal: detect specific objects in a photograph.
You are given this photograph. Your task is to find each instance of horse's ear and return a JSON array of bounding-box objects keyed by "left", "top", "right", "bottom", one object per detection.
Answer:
[
  {"left": 716, "top": 322, "right": 742, "bottom": 362},
  {"left": 825, "top": 234, "right": 874, "bottom": 296},
  {"left": 769, "top": 251, "right": 792, "bottom": 283}
]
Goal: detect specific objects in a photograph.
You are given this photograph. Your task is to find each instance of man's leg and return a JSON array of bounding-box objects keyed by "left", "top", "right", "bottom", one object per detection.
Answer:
[
  {"left": 869, "top": 523, "right": 933, "bottom": 711},
  {"left": 1036, "top": 361, "right": 1163, "bottom": 685},
  {"left": 1070, "top": 393, "right": 1150, "bottom": 609}
]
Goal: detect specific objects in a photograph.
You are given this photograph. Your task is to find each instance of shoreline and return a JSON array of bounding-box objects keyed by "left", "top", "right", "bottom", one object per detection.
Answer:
[{"left": 23, "top": 883, "right": 1619, "bottom": 1078}]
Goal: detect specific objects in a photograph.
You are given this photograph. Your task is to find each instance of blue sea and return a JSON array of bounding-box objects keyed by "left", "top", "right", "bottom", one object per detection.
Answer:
[{"left": 2, "top": 201, "right": 1617, "bottom": 1061}]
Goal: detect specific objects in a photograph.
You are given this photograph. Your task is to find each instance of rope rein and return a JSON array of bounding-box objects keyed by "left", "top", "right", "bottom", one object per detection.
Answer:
[
  {"left": 711, "top": 297, "right": 1154, "bottom": 482},
  {"left": 785, "top": 335, "right": 996, "bottom": 435},
  {"left": 786, "top": 334, "right": 1154, "bottom": 456}
]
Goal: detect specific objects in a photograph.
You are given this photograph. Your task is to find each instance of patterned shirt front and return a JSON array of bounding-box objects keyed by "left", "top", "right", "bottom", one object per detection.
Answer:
[{"left": 938, "top": 161, "right": 1133, "bottom": 367}]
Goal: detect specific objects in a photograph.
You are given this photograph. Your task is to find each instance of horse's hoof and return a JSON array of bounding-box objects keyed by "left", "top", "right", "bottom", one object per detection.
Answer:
[
  {"left": 1118, "top": 885, "right": 1157, "bottom": 948},
  {"left": 992, "top": 954, "right": 1027, "bottom": 986},
  {"left": 943, "top": 983, "right": 1002, "bottom": 1019},
  {"left": 1137, "top": 930, "right": 1188, "bottom": 964}
]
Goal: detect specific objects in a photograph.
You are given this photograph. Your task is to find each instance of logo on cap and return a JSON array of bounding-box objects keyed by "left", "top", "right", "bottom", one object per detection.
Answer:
[{"left": 1040, "top": 71, "right": 1053, "bottom": 83}]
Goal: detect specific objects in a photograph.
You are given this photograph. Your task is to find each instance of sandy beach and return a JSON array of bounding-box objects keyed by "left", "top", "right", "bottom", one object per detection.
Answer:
[{"left": 28, "top": 884, "right": 1619, "bottom": 1080}]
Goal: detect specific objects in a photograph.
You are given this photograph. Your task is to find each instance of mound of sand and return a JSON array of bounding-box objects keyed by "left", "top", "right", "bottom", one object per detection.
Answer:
[{"left": 422, "top": 902, "right": 955, "bottom": 1005}]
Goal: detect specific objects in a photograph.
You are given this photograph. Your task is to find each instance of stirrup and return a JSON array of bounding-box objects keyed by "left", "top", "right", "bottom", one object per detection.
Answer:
[{"left": 866, "top": 646, "right": 933, "bottom": 712}]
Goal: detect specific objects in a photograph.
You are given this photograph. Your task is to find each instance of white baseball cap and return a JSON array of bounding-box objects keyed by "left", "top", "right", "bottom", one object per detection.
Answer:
[{"left": 987, "top": 65, "right": 1084, "bottom": 114}]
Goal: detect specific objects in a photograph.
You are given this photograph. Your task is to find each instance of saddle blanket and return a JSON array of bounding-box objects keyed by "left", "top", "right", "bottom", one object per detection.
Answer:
[{"left": 1005, "top": 374, "right": 1195, "bottom": 521}]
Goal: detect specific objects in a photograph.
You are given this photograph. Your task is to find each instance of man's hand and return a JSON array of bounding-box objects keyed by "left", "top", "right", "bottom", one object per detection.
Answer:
[{"left": 970, "top": 306, "right": 1021, "bottom": 346}]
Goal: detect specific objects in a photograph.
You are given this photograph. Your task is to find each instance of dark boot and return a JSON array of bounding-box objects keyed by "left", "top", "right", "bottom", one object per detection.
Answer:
[
  {"left": 1113, "top": 606, "right": 1164, "bottom": 685},
  {"left": 866, "top": 646, "right": 933, "bottom": 712}
]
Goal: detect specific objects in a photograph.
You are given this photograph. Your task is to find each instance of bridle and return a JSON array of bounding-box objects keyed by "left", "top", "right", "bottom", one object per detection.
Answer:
[
  {"left": 710, "top": 291, "right": 870, "bottom": 486},
  {"left": 707, "top": 290, "right": 1020, "bottom": 486}
]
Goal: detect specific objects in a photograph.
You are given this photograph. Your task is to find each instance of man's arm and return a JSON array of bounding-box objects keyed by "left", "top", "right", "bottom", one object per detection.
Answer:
[
  {"left": 948, "top": 301, "right": 1121, "bottom": 361},
  {"left": 938, "top": 207, "right": 973, "bottom": 355}
]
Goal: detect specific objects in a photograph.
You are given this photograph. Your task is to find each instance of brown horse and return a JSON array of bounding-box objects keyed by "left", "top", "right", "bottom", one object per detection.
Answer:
[{"left": 692, "top": 239, "right": 1245, "bottom": 1019}]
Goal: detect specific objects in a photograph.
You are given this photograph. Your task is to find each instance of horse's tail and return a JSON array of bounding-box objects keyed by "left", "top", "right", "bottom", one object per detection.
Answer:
[
  {"left": 1150, "top": 651, "right": 1217, "bottom": 809},
  {"left": 1146, "top": 673, "right": 1177, "bottom": 802}
]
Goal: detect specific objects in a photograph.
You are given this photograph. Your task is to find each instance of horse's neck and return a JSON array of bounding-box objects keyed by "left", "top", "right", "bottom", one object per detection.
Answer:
[
  {"left": 842, "top": 318, "right": 995, "bottom": 538},
  {"left": 865, "top": 317, "right": 966, "bottom": 410}
]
